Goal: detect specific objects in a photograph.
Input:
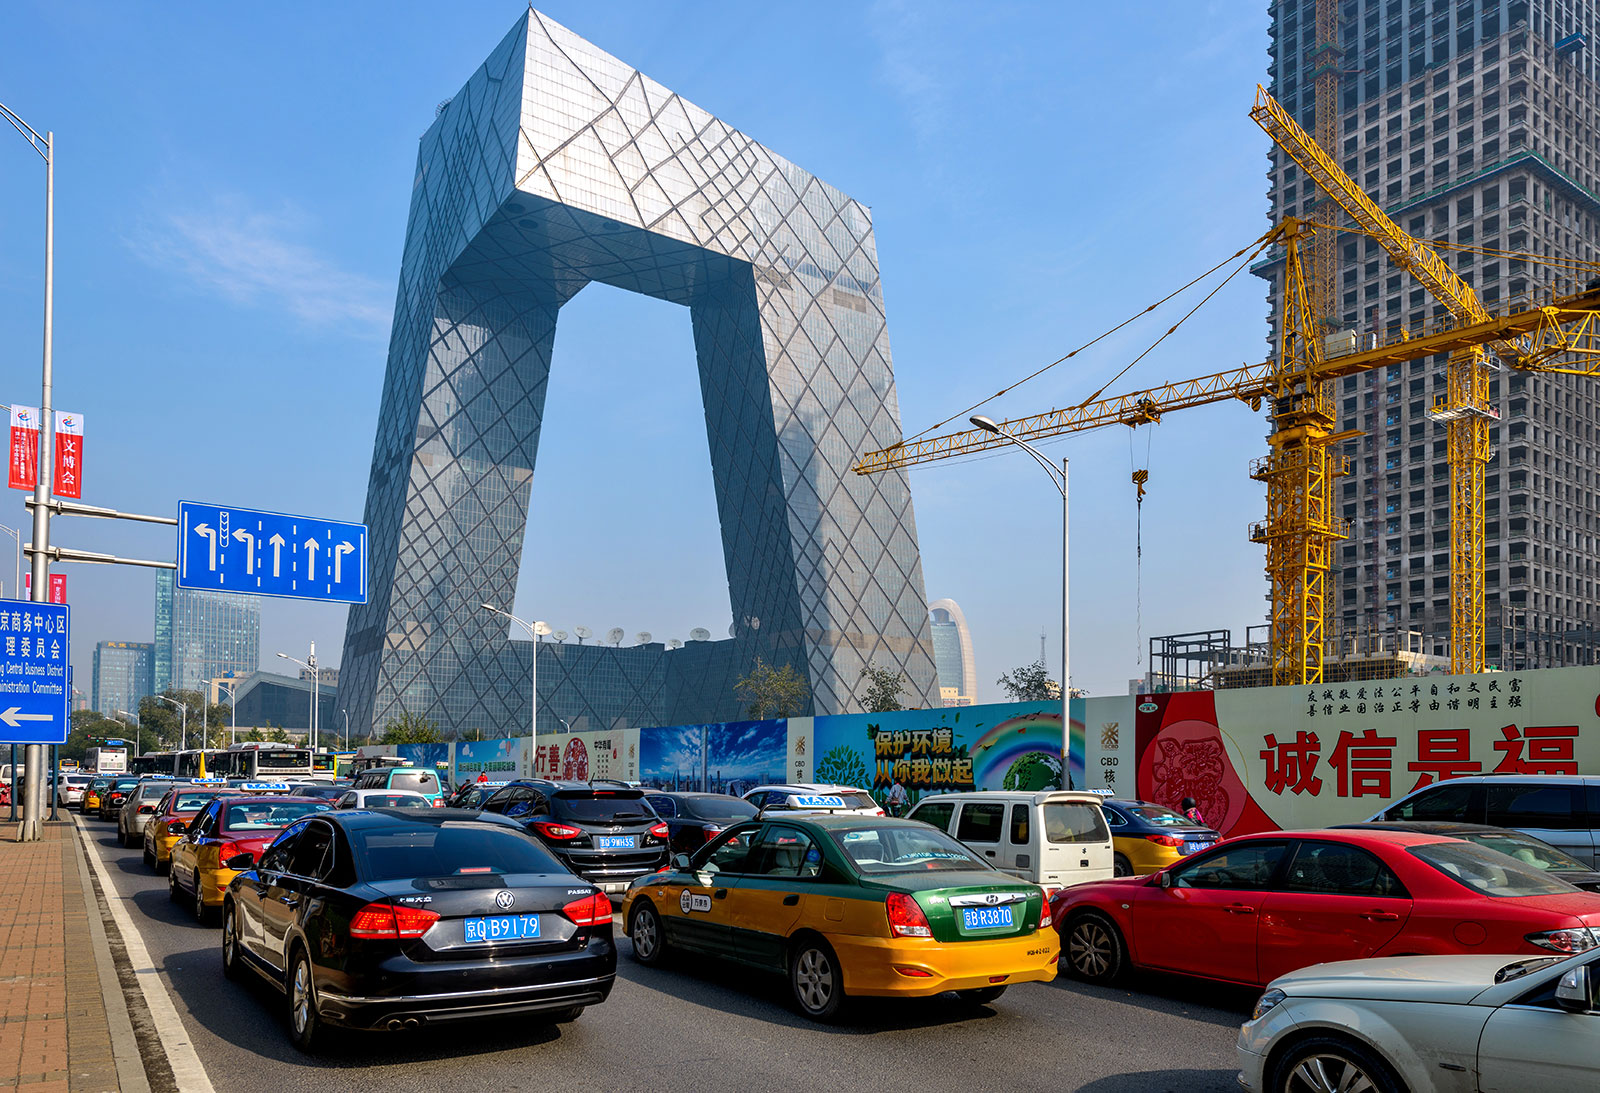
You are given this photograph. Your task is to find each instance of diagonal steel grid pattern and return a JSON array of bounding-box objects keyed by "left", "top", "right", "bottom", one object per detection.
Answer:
[{"left": 337, "top": 10, "right": 938, "bottom": 735}]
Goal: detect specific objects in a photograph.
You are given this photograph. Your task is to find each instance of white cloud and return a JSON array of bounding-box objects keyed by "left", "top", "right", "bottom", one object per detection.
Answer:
[
  {"left": 134, "top": 197, "right": 390, "bottom": 333},
  {"left": 868, "top": 0, "right": 952, "bottom": 147}
]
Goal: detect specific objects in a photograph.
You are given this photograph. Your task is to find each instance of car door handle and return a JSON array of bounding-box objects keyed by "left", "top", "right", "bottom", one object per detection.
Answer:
[
  {"left": 1224, "top": 904, "right": 1256, "bottom": 915},
  {"left": 1359, "top": 910, "right": 1400, "bottom": 921},
  {"left": 278, "top": 896, "right": 300, "bottom": 908},
  {"left": 782, "top": 894, "right": 799, "bottom": 906},
  {"left": 984, "top": 850, "right": 996, "bottom": 857},
  {"left": 714, "top": 888, "right": 728, "bottom": 899}
]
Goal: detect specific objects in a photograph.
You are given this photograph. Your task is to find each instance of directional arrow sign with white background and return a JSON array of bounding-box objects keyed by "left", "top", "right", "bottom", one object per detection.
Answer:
[
  {"left": 0, "top": 601, "right": 69, "bottom": 745},
  {"left": 176, "top": 501, "right": 368, "bottom": 605}
]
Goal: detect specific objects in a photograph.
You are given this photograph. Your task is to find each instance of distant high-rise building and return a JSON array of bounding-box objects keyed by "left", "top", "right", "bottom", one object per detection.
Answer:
[
  {"left": 298, "top": 666, "right": 339, "bottom": 686},
  {"left": 1263, "top": 1, "right": 1600, "bottom": 668},
  {"left": 92, "top": 641, "right": 155, "bottom": 716},
  {"left": 929, "top": 599, "right": 977, "bottom": 706},
  {"left": 153, "top": 570, "right": 261, "bottom": 693}
]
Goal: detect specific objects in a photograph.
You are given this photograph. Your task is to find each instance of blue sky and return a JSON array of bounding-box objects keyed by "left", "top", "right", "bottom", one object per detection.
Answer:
[{"left": 0, "top": 1, "right": 1276, "bottom": 704}]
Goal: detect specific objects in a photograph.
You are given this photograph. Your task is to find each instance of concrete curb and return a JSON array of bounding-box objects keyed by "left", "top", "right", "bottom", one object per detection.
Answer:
[{"left": 70, "top": 822, "right": 152, "bottom": 1093}]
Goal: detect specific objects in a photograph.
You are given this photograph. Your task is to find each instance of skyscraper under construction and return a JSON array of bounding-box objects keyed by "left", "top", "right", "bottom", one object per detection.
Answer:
[{"left": 1261, "top": 0, "right": 1600, "bottom": 669}]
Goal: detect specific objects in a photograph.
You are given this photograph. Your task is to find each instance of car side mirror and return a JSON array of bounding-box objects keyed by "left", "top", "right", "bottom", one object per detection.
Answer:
[
  {"left": 672, "top": 853, "right": 691, "bottom": 871},
  {"left": 1556, "top": 965, "right": 1593, "bottom": 1013},
  {"left": 167, "top": 820, "right": 186, "bottom": 834},
  {"left": 1159, "top": 870, "right": 1173, "bottom": 889},
  {"left": 225, "top": 853, "right": 255, "bottom": 870}
]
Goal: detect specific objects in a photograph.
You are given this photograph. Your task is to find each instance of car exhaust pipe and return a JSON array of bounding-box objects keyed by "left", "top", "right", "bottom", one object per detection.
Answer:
[
  {"left": 387, "top": 1019, "right": 403, "bottom": 1031},
  {"left": 403, "top": 1018, "right": 422, "bottom": 1031}
]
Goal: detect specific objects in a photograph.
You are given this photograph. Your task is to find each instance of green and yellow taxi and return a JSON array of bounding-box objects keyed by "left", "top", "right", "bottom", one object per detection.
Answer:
[
  {"left": 168, "top": 790, "right": 333, "bottom": 922},
  {"left": 82, "top": 776, "right": 109, "bottom": 814},
  {"left": 142, "top": 783, "right": 226, "bottom": 872},
  {"left": 621, "top": 813, "right": 1058, "bottom": 1020}
]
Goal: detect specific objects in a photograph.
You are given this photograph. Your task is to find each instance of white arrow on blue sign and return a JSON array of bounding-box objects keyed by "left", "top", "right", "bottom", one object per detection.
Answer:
[
  {"left": 0, "top": 601, "right": 69, "bottom": 745},
  {"left": 176, "top": 501, "right": 368, "bottom": 605}
]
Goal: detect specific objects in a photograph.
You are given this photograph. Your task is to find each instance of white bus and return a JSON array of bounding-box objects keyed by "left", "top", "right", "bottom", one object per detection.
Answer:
[
  {"left": 174, "top": 744, "right": 312, "bottom": 781},
  {"left": 84, "top": 746, "right": 129, "bottom": 774}
]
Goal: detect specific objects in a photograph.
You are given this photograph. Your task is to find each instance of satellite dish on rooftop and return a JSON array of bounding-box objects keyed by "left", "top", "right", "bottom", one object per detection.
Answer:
[
  {"left": 606, "top": 627, "right": 624, "bottom": 646},
  {"left": 635, "top": 632, "right": 652, "bottom": 646},
  {"left": 728, "top": 624, "right": 736, "bottom": 637},
  {"left": 667, "top": 638, "right": 683, "bottom": 650},
  {"left": 533, "top": 620, "right": 552, "bottom": 638},
  {"left": 689, "top": 627, "right": 710, "bottom": 642},
  {"left": 553, "top": 630, "right": 568, "bottom": 643},
  {"left": 574, "top": 626, "right": 591, "bottom": 644}
]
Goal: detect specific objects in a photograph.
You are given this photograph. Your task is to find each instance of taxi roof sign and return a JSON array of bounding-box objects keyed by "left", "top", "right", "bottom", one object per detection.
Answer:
[
  {"left": 789, "top": 794, "right": 846, "bottom": 809},
  {"left": 236, "top": 782, "right": 294, "bottom": 793}
]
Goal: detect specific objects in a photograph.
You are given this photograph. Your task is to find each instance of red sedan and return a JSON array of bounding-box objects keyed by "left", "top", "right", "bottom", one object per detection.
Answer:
[{"left": 1052, "top": 828, "right": 1600, "bottom": 988}]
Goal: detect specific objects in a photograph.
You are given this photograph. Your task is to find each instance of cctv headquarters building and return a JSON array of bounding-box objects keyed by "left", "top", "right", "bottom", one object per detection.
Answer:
[{"left": 338, "top": 9, "right": 941, "bottom": 737}]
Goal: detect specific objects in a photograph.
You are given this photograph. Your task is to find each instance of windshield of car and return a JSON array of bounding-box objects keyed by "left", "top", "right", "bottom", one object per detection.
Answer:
[
  {"left": 683, "top": 796, "right": 759, "bottom": 823},
  {"left": 1127, "top": 804, "right": 1192, "bottom": 827},
  {"left": 222, "top": 800, "right": 332, "bottom": 832},
  {"left": 173, "top": 793, "right": 216, "bottom": 811},
  {"left": 111, "top": 781, "right": 140, "bottom": 792},
  {"left": 350, "top": 822, "right": 565, "bottom": 881},
  {"left": 1410, "top": 840, "right": 1580, "bottom": 897},
  {"left": 551, "top": 792, "right": 652, "bottom": 822},
  {"left": 1464, "top": 832, "right": 1589, "bottom": 873},
  {"left": 136, "top": 784, "right": 169, "bottom": 799},
  {"left": 386, "top": 771, "right": 439, "bottom": 793},
  {"left": 365, "top": 793, "right": 431, "bottom": 809},
  {"left": 1044, "top": 802, "right": 1111, "bottom": 844},
  {"left": 829, "top": 823, "right": 991, "bottom": 874},
  {"left": 65, "top": 776, "right": 91, "bottom": 786}
]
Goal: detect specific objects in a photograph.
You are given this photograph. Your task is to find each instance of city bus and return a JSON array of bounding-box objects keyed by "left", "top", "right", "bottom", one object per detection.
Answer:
[
  {"left": 84, "top": 746, "right": 128, "bottom": 774},
  {"left": 131, "top": 752, "right": 176, "bottom": 776},
  {"left": 174, "top": 744, "right": 312, "bottom": 780}
]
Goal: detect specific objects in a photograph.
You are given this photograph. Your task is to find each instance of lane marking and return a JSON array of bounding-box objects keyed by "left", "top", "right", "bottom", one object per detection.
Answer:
[{"left": 74, "top": 816, "right": 217, "bottom": 1093}]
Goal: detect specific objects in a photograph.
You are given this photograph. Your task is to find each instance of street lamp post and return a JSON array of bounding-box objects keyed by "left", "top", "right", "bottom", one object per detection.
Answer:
[
  {"left": 342, "top": 710, "right": 349, "bottom": 751},
  {"left": 114, "top": 710, "right": 139, "bottom": 758},
  {"left": 0, "top": 524, "right": 19, "bottom": 601},
  {"left": 480, "top": 604, "right": 548, "bottom": 761},
  {"left": 970, "top": 415, "right": 1072, "bottom": 789},
  {"left": 2, "top": 101, "right": 55, "bottom": 841},
  {"left": 202, "top": 677, "right": 239, "bottom": 747},
  {"left": 155, "top": 695, "right": 188, "bottom": 753},
  {"left": 276, "top": 644, "right": 318, "bottom": 750}
]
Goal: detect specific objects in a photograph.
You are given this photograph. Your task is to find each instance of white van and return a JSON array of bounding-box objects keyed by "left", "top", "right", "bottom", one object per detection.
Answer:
[{"left": 907, "top": 790, "right": 1114, "bottom": 888}]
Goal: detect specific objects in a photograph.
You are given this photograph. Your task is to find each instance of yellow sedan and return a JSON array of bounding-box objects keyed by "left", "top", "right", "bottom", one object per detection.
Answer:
[
  {"left": 168, "top": 794, "right": 333, "bottom": 923},
  {"left": 142, "top": 787, "right": 223, "bottom": 872}
]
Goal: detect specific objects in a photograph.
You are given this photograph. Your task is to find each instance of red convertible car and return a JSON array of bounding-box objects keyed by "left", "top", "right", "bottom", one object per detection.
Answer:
[{"left": 1051, "top": 828, "right": 1600, "bottom": 988}]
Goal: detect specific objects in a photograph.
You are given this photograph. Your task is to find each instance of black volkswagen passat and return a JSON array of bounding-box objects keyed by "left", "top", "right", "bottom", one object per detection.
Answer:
[
  {"left": 479, "top": 780, "right": 670, "bottom": 896},
  {"left": 220, "top": 808, "right": 616, "bottom": 1051}
]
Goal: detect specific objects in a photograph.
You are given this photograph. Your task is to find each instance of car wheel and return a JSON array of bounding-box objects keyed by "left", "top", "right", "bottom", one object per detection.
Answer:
[
  {"left": 167, "top": 868, "right": 181, "bottom": 903},
  {"left": 142, "top": 842, "right": 155, "bottom": 870},
  {"left": 789, "top": 937, "right": 846, "bottom": 1022},
  {"left": 1269, "top": 1035, "right": 1402, "bottom": 1093},
  {"left": 286, "top": 948, "right": 323, "bottom": 1053},
  {"left": 1113, "top": 854, "right": 1133, "bottom": 877},
  {"left": 193, "top": 877, "right": 213, "bottom": 925},
  {"left": 221, "top": 903, "right": 243, "bottom": 980},
  {"left": 629, "top": 901, "right": 667, "bottom": 966},
  {"left": 1065, "top": 911, "right": 1125, "bottom": 984},
  {"left": 955, "top": 985, "right": 1007, "bottom": 1005}
]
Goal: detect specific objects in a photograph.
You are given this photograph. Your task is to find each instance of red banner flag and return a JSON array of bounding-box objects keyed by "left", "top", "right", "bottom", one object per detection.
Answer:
[
  {"left": 8, "top": 405, "right": 39, "bottom": 492},
  {"left": 22, "top": 573, "right": 66, "bottom": 603},
  {"left": 52, "top": 411, "right": 83, "bottom": 499}
]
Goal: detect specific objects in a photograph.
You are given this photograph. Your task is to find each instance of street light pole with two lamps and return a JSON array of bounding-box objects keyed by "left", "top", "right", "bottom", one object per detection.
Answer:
[
  {"left": 480, "top": 604, "right": 549, "bottom": 763},
  {"left": 154, "top": 694, "right": 189, "bottom": 753},
  {"left": 970, "top": 414, "right": 1073, "bottom": 789},
  {"left": 276, "top": 644, "right": 318, "bottom": 750}
]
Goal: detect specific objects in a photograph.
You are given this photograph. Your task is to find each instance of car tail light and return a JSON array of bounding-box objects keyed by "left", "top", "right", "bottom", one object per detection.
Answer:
[
  {"left": 1039, "top": 888, "right": 1060, "bottom": 930},
  {"left": 1527, "top": 927, "right": 1600, "bottom": 954},
  {"left": 1145, "top": 833, "right": 1184, "bottom": 848},
  {"left": 138, "top": 805, "right": 156, "bottom": 814},
  {"left": 649, "top": 822, "right": 669, "bottom": 839},
  {"left": 702, "top": 824, "right": 722, "bottom": 837},
  {"left": 531, "top": 821, "right": 582, "bottom": 840},
  {"left": 432, "top": 798, "right": 445, "bottom": 807},
  {"left": 885, "top": 892, "right": 932, "bottom": 938},
  {"left": 218, "top": 841, "right": 251, "bottom": 866},
  {"left": 349, "top": 902, "right": 440, "bottom": 939},
  {"left": 893, "top": 965, "right": 934, "bottom": 977},
  {"left": 561, "top": 891, "right": 613, "bottom": 926}
]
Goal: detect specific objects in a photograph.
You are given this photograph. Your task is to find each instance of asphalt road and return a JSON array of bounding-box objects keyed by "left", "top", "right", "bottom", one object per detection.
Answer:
[{"left": 79, "top": 815, "right": 1254, "bottom": 1092}]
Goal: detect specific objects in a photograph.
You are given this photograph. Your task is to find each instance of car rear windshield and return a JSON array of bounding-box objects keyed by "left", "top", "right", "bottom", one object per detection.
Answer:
[
  {"left": 386, "top": 771, "right": 440, "bottom": 793},
  {"left": 1410, "top": 840, "right": 1580, "bottom": 897},
  {"left": 1466, "top": 832, "right": 1590, "bottom": 874},
  {"left": 1128, "top": 805, "right": 1192, "bottom": 827},
  {"left": 683, "top": 796, "right": 759, "bottom": 823},
  {"left": 351, "top": 822, "right": 564, "bottom": 881},
  {"left": 829, "top": 824, "right": 989, "bottom": 874},
  {"left": 222, "top": 800, "right": 332, "bottom": 832},
  {"left": 552, "top": 792, "right": 653, "bottom": 822},
  {"left": 172, "top": 793, "right": 216, "bottom": 810},
  {"left": 367, "top": 794, "right": 430, "bottom": 809},
  {"left": 65, "top": 776, "right": 91, "bottom": 786},
  {"left": 1044, "top": 802, "right": 1110, "bottom": 844}
]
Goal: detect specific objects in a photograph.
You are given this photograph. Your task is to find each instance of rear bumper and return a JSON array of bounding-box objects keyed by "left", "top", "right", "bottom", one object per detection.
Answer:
[
  {"left": 318, "top": 973, "right": 614, "bottom": 1028},
  {"left": 199, "top": 868, "right": 240, "bottom": 907},
  {"left": 151, "top": 834, "right": 180, "bottom": 862},
  {"left": 830, "top": 930, "right": 1060, "bottom": 997}
]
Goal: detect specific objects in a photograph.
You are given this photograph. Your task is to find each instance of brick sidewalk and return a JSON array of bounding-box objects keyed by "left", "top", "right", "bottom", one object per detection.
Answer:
[{"left": 0, "top": 821, "right": 125, "bottom": 1092}]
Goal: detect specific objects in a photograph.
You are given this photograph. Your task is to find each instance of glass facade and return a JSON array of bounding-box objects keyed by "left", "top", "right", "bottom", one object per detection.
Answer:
[
  {"left": 338, "top": 9, "right": 938, "bottom": 737},
  {"left": 928, "top": 598, "right": 976, "bottom": 705},
  {"left": 232, "top": 671, "right": 339, "bottom": 734},
  {"left": 91, "top": 641, "right": 154, "bottom": 716},
  {"left": 153, "top": 569, "right": 262, "bottom": 693}
]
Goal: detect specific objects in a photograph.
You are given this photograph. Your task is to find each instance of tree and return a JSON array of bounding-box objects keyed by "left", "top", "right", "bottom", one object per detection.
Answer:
[
  {"left": 996, "top": 659, "right": 1058, "bottom": 702},
  {"left": 382, "top": 711, "right": 443, "bottom": 744},
  {"left": 858, "top": 662, "right": 909, "bottom": 713},
  {"left": 733, "top": 657, "right": 808, "bottom": 720}
]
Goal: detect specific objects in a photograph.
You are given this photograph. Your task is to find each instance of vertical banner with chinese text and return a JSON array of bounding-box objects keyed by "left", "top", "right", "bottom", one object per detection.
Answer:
[
  {"left": 8, "top": 406, "right": 39, "bottom": 492},
  {"left": 52, "top": 411, "right": 83, "bottom": 499}
]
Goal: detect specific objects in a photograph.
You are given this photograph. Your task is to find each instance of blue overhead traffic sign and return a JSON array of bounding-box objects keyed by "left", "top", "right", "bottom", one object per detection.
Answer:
[
  {"left": 176, "top": 501, "right": 368, "bottom": 605},
  {"left": 0, "top": 601, "right": 69, "bottom": 745}
]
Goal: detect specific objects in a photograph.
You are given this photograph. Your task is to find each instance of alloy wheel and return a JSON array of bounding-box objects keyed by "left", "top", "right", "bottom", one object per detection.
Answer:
[
  {"left": 1285, "top": 1053, "right": 1379, "bottom": 1093},
  {"left": 794, "top": 947, "right": 834, "bottom": 1013},
  {"left": 291, "top": 958, "right": 311, "bottom": 1035},
  {"left": 1069, "top": 919, "right": 1112, "bottom": 977},
  {"left": 632, "top": 909, "right": 658, "bottom": 960}
]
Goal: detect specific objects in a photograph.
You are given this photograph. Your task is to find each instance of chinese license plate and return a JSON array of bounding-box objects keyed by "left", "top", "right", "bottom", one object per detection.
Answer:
[
  {"left": 596, "top": 835, "right": 637, "bottom": 850},
  {"left": 463, "top": 914, "right": 542, "bottom": 943},
  {"left": 1183, "top": 840, "right": 1214, "bottom": 856},
  {"left": 960, "top": 905, "right": 1014, "bottom": 930}
]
